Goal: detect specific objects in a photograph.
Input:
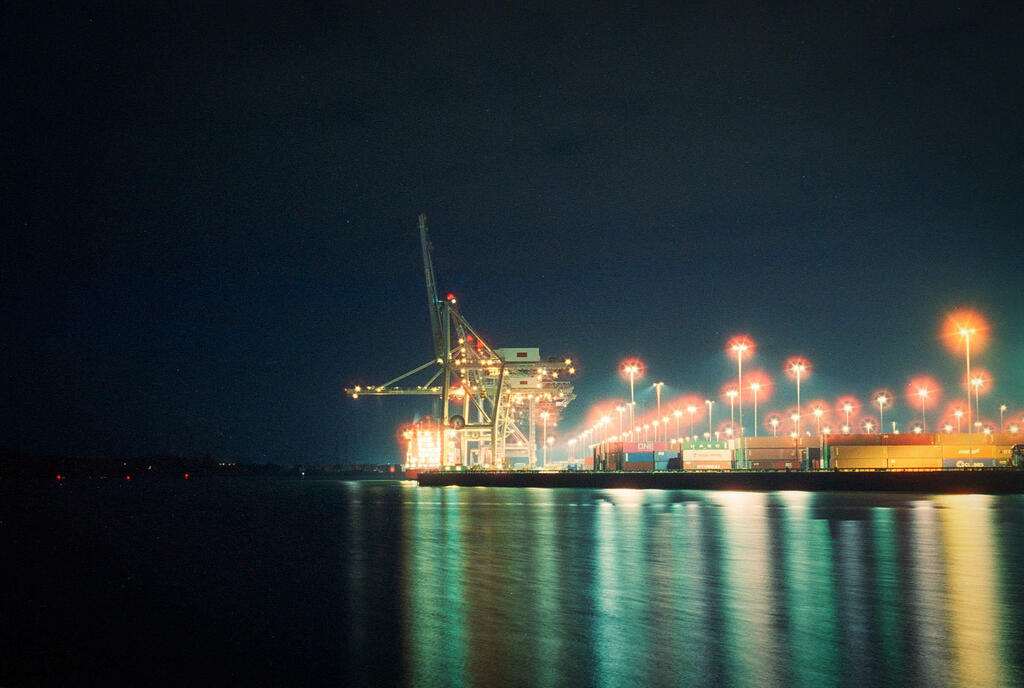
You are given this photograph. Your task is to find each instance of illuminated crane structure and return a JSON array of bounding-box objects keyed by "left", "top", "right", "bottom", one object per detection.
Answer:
[{"left": 345, "top": 215, "right": 575, "bottom": 469}]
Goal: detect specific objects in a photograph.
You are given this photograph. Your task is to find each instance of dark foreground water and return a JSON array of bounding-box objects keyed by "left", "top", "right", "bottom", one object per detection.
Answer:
[{"left": 2, "top": 479, "right": 1023, "bottom": 687}]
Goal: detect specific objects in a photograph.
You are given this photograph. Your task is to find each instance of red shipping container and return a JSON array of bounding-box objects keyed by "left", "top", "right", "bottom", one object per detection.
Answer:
[
  {"left": 827, "top": 433, "right": 882, "bottom": 446},
  {"left": 623, "top": 461, "right": 653, "bottom": 471},
  {"left": 882, "top": 433, "right": 935, "bottom": 446}
]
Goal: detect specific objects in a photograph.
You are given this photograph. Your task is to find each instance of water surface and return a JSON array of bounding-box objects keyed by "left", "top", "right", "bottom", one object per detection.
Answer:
[{"left": 2, "top": 479, "right": 1022, "bottom": 686}]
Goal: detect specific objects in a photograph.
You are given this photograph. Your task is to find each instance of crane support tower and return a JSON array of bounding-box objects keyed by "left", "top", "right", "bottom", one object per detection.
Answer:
[{"left": 345, "top": 215, "right": 576, "bottom": 470}]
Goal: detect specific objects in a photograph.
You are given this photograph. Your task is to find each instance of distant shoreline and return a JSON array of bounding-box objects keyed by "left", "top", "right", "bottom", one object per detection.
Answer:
[{"left": 417, "top": 469, "right": 1024, "bottom": 494}]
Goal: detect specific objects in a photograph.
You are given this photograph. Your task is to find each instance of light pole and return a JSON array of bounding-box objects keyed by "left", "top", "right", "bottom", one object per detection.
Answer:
[
  {"left": 790, "top": 361, "right": 805, "bottom": 437},
  {"left": 687, "top": 405, "right": 697, "bottom": 438},
  {"left": 843, "top": 402, "right": 853, "bottom": 429},
  {"left": 876, "top": 394, "right": 888, "bottom": 434},
  {"left": 750, "top": 382, "right": 760, "bottom": 437},
  {"left": 624, "top": 363, "right": 640, "bottom": 431},
  {"left": 918, "top": 388, "right": 929, "bottom": 432},
  {"left": 674, "top": 409, "right": 682, "bottom": 441},
  {"left": 971, "top": 376, "right": 983, "bottom": 427},
  {"left": 540, "top": 411, "right": 549, "bottom": 467},
  {"left": 864, "top": 420, "right": 874, "bottom": 433},
  {"left": 727, "top": 389, "right": 737, "bottom": 431},
  {"left": 960, "top": 327, "right": 975, "bottom": 461},
  {"left": 954, "top": 408, "right": 963, "bottom": 433},
  {"left": 654, "top": 382, "right": 664, "bottom": 437},
  {"left": 770, "top": 417, "right": 779, "bottom": 437},
  {"left": 652, "top": 420, "right": 659, "bottom": 442},
  {"left": 1001, "top": 404, "right": 1007, "bottom": 431},
  {"left": 732, "top": 341, "right": 748, "bottom": 439},
  {"left": 705, "top": 400, "right": 715, "bottom": 435},
  {"left": 813, "top": 407, "right": 823, "bottom": 436}
]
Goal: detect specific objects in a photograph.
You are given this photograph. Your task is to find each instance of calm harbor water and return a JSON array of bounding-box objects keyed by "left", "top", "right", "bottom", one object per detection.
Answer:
[{"left": 3, "top": 478, "right": 1023, "bottom": 686}]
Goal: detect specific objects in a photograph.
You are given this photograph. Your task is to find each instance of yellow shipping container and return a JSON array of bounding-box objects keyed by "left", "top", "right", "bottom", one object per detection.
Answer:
[
  {"left": 885, "top": 445, "right": 942, "bottom": 459},
  {"left": 888, "top": 457, "right": 942, "bottom": 468},
  {"left": 941, "top": 445, "right": 1002, "bottom": 460},
  {"left": 833, "top": 457, "right": 887, "bottom": 469},
  {"left": 831, "top": 445, "right": 886, "bottom": 459}
]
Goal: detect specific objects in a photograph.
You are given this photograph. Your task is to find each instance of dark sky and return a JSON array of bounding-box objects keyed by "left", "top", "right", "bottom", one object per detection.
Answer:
[{"left": 4, "top": 2, "right": 1023, "bottom": 462}]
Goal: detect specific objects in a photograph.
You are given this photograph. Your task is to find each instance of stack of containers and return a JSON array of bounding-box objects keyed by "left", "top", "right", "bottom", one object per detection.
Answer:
[
  {"left": 743, "top": 436, "right": 801, "bottom": 470},
  {"left": 934, "top": 433, "right": 1014, "bottom": 468},
  {"left": 828, "top": 434, "right": 885, "bottom": 470},
  {"left": 682, "top": 440, "right": 732, "bottom": 470}
]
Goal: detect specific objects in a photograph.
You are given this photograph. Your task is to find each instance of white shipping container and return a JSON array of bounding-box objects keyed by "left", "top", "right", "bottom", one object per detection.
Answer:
[{"left": 683, "top": 449, "right": 732, "bottom": 461}]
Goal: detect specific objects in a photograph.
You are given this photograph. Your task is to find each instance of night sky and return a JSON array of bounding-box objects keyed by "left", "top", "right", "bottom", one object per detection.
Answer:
[{"left": 5, "top": 2, "right": 1023, "bottom": 463}]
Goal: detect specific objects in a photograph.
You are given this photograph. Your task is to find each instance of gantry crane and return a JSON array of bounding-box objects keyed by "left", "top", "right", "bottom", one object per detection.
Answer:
[{"left": 344, "top": 215, "right": 575, "bottom": 469}]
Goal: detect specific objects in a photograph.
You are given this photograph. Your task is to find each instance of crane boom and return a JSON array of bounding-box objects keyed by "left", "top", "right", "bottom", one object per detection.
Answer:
[{"left": 419, "top": 214, "right": 445, "bottom": 360}]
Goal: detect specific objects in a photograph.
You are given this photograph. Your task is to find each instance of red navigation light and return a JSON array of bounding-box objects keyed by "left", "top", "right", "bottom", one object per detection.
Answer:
[
  {"left": 184, "top": 473, "right": 190, "bottom": 479},
  {"left": 56, "top": 474, "right": 62, "bottom": 481},
  {"left": 125, "top": 475, "right": 131, "bottom": 481}
]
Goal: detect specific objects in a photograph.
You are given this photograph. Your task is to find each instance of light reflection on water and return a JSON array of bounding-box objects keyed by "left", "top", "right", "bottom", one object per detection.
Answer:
[{"left": 392, "top": 486, "right": 1024, "bottom": 688}]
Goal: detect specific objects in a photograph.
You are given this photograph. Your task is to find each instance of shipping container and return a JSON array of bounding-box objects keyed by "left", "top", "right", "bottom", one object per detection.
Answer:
[
  {"left": 833, "top": 457, "right": 887, "bottom": 469},
  {"left": 681, "top": 440, "right": 728, "bottom": 450},
  {"left": 940, "top": 445, "right": 1003, "bottom": 460},
  {"left": 683, "top": 449, "right": 732, "bottom": 462},
  {"left": 942, "top": 458, "right": 1010, "bottom": 469},
  {"left": 618, "top": 441, "right": 674, "bottom": 453},
  {"left": 744, "top": 447, "right": 800, "bottom": 460},
  {"left": 743, "top": 436, "right": 797, "bottom": 449},
  {"left": 887, "top": 457, "right": 942, "bottom": 469},
  {"left": 831, "top": 445, "right": 887, "bottom": 459},
  {"left": 827, "top": 433, "right": 883, "bottom": 446},
  {"left": 624, "top": 461, "right": 653, "bottom": 471},
  {"left": 934, "top": 433, "right": 1010, "bottom": 446},
  {"left": 683, "top": 460, "right": 732, "bottom": 471},
  {"left": 748, "top": 460, "right": 802, "bottom": 470},
  {"left": 882, "top": 433, "right": 935, "bottom": 445},
  {"left": 583, "top": 456, "right": 594, "bottom": 469},
  {"left": 885, "top": 445, "right": 942, "bottom": 459}
]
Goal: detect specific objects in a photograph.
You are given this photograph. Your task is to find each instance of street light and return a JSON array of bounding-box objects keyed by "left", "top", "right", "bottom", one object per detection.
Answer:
[
  {"left": 917, "top": 388, "right": 929, "bottom": 432},
  {"left": 1000, "top": 404, "right": 1007, "bottom": 431},
  {"left": 705, "top": 400, "right": 715, "bottom": 435},
  {"left": 674, "top": 409, "right": 682, "bottom": 441},
  {"left": 770, "top": 417, "right": 779, "bottom": 437},
  {"left": 876, "top": 394, "right": 888, "bottom": 434},
  {"left": 652, "top": 420, "right": 659, "bottom": 442},
  {"left": 616, "top": 405, "right": 625, "bottom": 437},
  {"left": 843, "top": 402, "right": 853, "bottom": 429},
  {"left": 687, "top": 405, "right": 697, "bottom": 438},
  {"left": 727, "top": 389, "right": 738, "bottom": 429},
  {"left": 813, "top": 407, "right": 823, "bottom": 436},
  {"left": 654, "top": 382, "right": 665, "bottom": 436},
  {"left": 863, "top": 420, "right": 874, "bottom": 433},
  {"left": 732, "top": 340, "right": 749, "bottom": 440},
  {"left": 750, "top": 382, "right": 760, "bottom": 437},
  {"left": 623, "top": 363, "right": 641, "bottom": 430},
  {"left": 960, "top": 326, "right": 975, "bottom": 461},
  {"left": 790, "top": 361, "right": 806, "bottom": 437},
  {"left": 971, "top": 376, "right": 983, "bottom": 426}
]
